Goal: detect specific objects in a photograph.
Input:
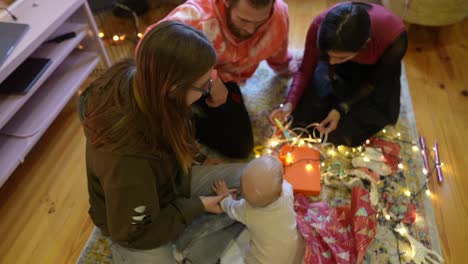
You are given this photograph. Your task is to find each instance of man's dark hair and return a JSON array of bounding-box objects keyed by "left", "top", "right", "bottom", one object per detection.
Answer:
[
  {"left": 318, "top": 2, "right": 372, "bottom": 52},
  {"left": 228, "top": 0, "right": 274, "bottom": 8}
]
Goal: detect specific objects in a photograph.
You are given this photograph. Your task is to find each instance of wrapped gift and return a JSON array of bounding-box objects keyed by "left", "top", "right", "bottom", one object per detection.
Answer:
[{"left": 280, "top": 144, "right": 321, "bottom": 196}]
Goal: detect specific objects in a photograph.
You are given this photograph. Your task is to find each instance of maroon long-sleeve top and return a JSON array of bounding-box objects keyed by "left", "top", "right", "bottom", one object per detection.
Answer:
[{"left": 286, "top": 3, "right": 406, "bottom": 109}]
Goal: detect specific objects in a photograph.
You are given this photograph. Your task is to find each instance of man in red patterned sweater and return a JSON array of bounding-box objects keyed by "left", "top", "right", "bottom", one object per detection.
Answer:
[{"left": 140, "top": 0, "right": 295, "bottom": 159}]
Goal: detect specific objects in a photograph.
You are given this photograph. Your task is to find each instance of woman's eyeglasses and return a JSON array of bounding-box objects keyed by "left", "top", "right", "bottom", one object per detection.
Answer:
[{"left": 190, "top": 70, "right": 217, "bottom": 96}]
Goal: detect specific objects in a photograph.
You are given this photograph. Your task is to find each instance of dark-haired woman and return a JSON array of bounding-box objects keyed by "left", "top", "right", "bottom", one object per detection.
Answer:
[
  {"left": 270, "top": 2, "right": 407, "bottom": 146},
  {"left": 79, "top": 21, "right": 245, "bottom": 263}
]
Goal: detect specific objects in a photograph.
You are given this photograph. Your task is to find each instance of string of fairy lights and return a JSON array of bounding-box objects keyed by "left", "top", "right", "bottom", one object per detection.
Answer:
[{"left": 256, "top": 119, "right": 445, "bottom": 262}]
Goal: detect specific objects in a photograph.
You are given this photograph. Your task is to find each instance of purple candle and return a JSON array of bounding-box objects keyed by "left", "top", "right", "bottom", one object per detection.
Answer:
[
  {"left": 433, "top": 140, "right": 444, "bottom": 183},
  {"left": 419, "top": 136, "right": 431, "bottom": 178}
]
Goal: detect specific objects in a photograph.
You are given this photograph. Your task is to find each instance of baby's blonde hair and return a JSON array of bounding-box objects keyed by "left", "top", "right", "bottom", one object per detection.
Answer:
[{"left": 241, "top": 155, "right": 284, "bottom": 207}]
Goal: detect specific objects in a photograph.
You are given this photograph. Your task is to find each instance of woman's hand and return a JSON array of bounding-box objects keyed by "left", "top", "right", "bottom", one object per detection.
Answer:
[
  {"left": 200, "top": 196, "right": 225, "bottom": 214},
  {"left": 269, "top": 102, "right": 292, "bottom": 125},
  {"left": 205, "top": 78, "right": 228, "bottom": 108},
  {"left": 200, "top": 191, "right": 236, "bottom": 214},
  {"left": 318, "top": 109, "right": 341, "bottom": 134},
  {"left": 203, "top": 157, "right": 225, "bottom": 165}
]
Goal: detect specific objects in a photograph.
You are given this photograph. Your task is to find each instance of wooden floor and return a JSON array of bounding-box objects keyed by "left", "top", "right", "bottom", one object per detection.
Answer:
[{"left": 0, "top": 1, "right": 467, "bottom": 263}]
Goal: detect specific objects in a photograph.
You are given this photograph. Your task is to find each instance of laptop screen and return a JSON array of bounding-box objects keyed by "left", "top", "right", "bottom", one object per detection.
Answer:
[{"left": 0, "top": 21, "right": 30, "bottom": 66}]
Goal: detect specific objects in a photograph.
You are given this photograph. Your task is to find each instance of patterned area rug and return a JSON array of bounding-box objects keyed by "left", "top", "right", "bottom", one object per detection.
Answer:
[{"left": 77, "top": 58, "right": 442, "bottom": 263}]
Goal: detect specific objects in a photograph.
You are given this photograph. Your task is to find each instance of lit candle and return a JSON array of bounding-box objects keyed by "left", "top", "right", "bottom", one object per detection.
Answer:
[
  {"left": 419, "top": 136, "right": 431, "bottom": 178},
  {"left": 433, "top": 140, "right": 444, "bottom": 183}
]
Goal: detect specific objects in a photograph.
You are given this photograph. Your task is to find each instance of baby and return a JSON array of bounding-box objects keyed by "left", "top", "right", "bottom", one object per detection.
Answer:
[{"left": 213, "top": 156, "right": 304, "bottom": 264}]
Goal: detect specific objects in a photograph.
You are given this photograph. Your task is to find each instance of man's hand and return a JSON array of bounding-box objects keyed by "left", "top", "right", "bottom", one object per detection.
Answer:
[
  {"left": 318, "top": 109, "right": 341, "bottom": 134},
  {"left": 205, "top": 77, "right": 228, "bottom": 108},
  {"left": 269, "top": 102, "right": 292, "bottom": 124}
]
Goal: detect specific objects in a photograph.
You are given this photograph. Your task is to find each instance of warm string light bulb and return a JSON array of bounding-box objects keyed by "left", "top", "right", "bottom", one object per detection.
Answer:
[
  {"left": 98, "top": 32, "right": 104, "bottom": 38},
  {"left": 422, "top": 168, "right": 428, "bottom": 175},
  {"left": 396, "top": 226, "right": 407, "bottom": 235},
  {"left": 112, "top": 35, "right": 119, "bottom": 41},
  {"left": 305, "top": 162, "right": 313, "bottom": 171},
  {"left": 270, "top": 139, "right": 279, "bottom": 148},
  {"left": 398, "top": 163, "right": 404, "bottom": 169},
  {"left": 285, "top": 153, "right": 293, "bottom": 164},
  {"left": 404, "top": 190, "right": 411, "bottom": 197},
  {"left": 266, "top": 149, "right": 272, "bottom": 155},
  {"left": 363, "top": 157, "right": 370, "bottom": 162},
  {"left": 321, "top": 162, "right": 325, "bottom": 167},
  {"left": 366, "top": 139, "right": 370, "bottom": 144},
  {"left": 137, "top": 32, "right": 143, "bottom": 38},
  {"left": 383, "top": 129, "right": 387, "bottom": 134},
  {"left": 425, "top": 189, "right": 431, "bottom": 197},
  {"left": 397, "top": 132, "right": 401, "bottom": 137},
  {"left": 412, "top": 145, "right": 419, "bottom": 152},
  {"left": 385, "top": 214, "right": 391, "bottom": 220},
  {"left": 255, "top": 154, "right": 260, "bottom": 158}
]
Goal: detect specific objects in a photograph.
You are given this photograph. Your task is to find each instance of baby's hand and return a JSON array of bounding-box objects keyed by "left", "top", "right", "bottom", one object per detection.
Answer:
[{"left": 212, "top": 180, "right": 236, "bottom": 197}]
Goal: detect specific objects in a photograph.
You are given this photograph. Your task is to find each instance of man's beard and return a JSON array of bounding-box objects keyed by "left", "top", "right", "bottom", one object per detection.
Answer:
[{"left": 226, "top": 8, "right": 254, "bottom": 40}]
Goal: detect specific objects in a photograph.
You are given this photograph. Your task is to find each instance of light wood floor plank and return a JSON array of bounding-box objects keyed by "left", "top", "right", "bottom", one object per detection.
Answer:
[{"left": 0, "top": 1, "right": 466, "bottom": 263}]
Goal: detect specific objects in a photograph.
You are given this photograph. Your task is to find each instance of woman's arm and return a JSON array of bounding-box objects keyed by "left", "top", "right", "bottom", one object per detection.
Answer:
[
  {"left": 285, "top": 20, "right": 321, "bottom": 110},
  {"left": 105, "top": 157, "right": 205, "bottom": 250}
]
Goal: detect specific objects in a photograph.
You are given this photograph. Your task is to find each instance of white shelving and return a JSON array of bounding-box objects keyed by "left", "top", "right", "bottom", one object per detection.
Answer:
[
  {"left": 0, "top": 52, "right": 100, "bottom": 185},
  {"left": 0, "top": 0, "right": 110, "bottom": 187},
  {"left": 0, "top": 22, "right": 89, "bottom": 130}
]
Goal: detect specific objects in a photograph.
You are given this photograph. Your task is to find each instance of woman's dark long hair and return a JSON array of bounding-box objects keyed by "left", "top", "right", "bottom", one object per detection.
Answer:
[
  {"left": 81, "top": 21, "right": 216, "bottom": 173},
  {"left": 318, "top": 2, "right": 372, "bottom": 53}
]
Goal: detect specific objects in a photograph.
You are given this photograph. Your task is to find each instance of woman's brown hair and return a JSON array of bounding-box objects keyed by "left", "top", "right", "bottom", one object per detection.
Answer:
[{"left": 80, "top": 21, "right": 217, "bottom": 173}]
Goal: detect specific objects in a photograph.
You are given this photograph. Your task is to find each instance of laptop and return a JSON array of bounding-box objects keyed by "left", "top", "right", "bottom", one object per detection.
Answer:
[
  {"left": 0, "top": 57, "right": 51, "bottom": 94},
  {"left": 0, "top": 21, "right": 30, "bottom": 66}
]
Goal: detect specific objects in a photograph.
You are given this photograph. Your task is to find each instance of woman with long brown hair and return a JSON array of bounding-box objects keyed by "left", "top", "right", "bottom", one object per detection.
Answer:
[{"left": 79, "top": 21, "right": 245, "bottom": 263}]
